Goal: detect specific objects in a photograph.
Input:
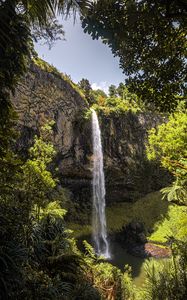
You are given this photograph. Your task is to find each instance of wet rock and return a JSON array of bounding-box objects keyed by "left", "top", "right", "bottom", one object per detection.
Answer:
[
  {"left": 129, "top": 221, "right": 144, "bottom": 233},
  {"left": 118, "top": 221, "right": 147, "bottom": 245},
  {"left": 138, "top": 233, "right": 147, "bottom": 244},
  {"left": 116, "top": 221, "right": 171, "bottom": 259}
]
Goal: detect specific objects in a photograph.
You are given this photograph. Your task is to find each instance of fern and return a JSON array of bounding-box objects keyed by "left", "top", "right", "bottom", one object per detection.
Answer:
[
  {"left": 83, "top": 240, "right": 97, "bottom": 260},
  {"left": 35, "top": 201, "right": 67, "bottom": 220},
  {"left": 161, "top": 179, "right": 187, "bottom": 205}
]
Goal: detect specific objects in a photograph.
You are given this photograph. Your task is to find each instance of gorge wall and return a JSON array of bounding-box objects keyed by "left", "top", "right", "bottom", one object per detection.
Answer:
[{"left": 12, "top": 62, "right": 169, "bottom": 213}]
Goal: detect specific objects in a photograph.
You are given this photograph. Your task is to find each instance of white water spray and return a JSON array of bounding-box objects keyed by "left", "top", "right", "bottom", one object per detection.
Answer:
[{"left": 91, "top": 109, "right": 110, "bottom": 258}]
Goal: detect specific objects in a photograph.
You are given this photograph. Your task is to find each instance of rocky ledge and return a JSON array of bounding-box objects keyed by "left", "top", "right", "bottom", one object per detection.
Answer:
[{"left": 130, "top": 242, "right": 171, "bottom": 258}]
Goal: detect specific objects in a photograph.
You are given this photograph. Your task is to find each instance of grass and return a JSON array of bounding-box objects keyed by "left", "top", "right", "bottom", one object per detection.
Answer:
[
  {"left": 107, "top": 191, "right": 169, "bottom": 234},
  {"left": 68, "top": 191, "right": 187, "bottom": 244},
  {"left": 149, "top": 205, "right": 187, "bottom": 243}
]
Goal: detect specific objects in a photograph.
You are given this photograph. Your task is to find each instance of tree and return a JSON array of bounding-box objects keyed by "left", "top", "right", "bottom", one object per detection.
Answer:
[
  {"left": 109, "top": 84, "right": 117, "bottom": 97},
  {"left": 78, "top": 78, "right": 96, "bottom": 104},
  {"left": 81, "top": 0, "right": 187, "bottom": 112},
  {"left": 92, "top": 89, "right": 107, "bottom": 99},
  {"left": 78, "top": 78, "right": 92, "bottom": 95},
  {"left": 146, "top": 106, "right": 187, "bottom": 204},
  {"left": 117, "top": 82, "right": 126, "bottom": 99},
  {"left": 22, "top": 122, "right": 57, "bottom": 220}
]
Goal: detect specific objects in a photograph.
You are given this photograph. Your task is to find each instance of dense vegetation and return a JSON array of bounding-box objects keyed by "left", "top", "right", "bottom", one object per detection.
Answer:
[
  {"left": 0, "top": 122, "right": 135, "bottom": 299},
  {"left": 77, "top": 78, "right": 146, "bottom": 115},
  {"left": 0, "top": 0, "right": 187, "bottom": 299},
  {"left": 147, "top": 104, "right": 187, "bottom": 205}
]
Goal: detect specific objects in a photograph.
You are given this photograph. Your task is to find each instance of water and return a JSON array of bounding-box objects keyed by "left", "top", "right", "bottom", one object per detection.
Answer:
[
  {"left": 110, "top": 241, "right": 146, "bottom": 287},
  {"left": 91, "top": 109, "right": 110, "bottom": 258}
]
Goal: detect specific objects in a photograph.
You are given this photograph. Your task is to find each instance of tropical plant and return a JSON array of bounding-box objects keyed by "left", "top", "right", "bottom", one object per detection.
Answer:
[{"left": 82, "top": 241, "right": 135, "bottom": 300}]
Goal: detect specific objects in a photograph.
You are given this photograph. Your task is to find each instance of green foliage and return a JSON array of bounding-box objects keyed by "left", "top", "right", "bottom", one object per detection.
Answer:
[
  {"left": 22, "top": 122, "right": 57, "bottom": 220},
  {"left": 0, "top": 120, "right": 75, "bottom": 298},
  {"left": 0, "top": 175, "right": 29, "bottom": 299},
  {"left": 149, "top": 205, "right": 187, "bottom": 243},
  {"left": 147, "top": 109, "right": 187, "bottom": 204},
  {"left": 161, "top": 179, "right": 187, "bottom": 205},
  {"left": 82, "top": 241, "right": 135, "bottom": 300},
  {"left": 33, "top": 57, "right": 65, "bottom": 78},
  {"left": 92, "top": 89, "right": 107, "bottom": 100},
  {"left": 92, "top": 86, "right": 144, "bottom": 115},
  {"left": 36, "top": 201, "right": 67, "bottom": 220},
  {"left": 146, "top": 111, "right": 187, "bottom": 172},
  {"left": 78, "top": 78, "right": 96, "bottom": 105},
  {"left": 139, "top": 239, "right": 187, "bottom": 300},
  {"left": 0, "top": 241, "right": 26, "bottom": 300},
  {"left": 81, "top": 0, "right": 187, "bottom": 112},
  {"left": 117, "top": 83, "right": 126, "bottom": 98},
  {"left": 109, "top": 84, "right": 118, "bottom": 97}
]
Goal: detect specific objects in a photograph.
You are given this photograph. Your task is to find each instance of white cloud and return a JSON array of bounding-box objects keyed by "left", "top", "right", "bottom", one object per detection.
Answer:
[{"left": 91, "top": 81, "right": 109, "bottom": 95}]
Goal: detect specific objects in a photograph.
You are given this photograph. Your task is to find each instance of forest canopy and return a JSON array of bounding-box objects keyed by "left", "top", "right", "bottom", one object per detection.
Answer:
[{"left": 81, "top": 0, "right": 187, "bottom": 111}]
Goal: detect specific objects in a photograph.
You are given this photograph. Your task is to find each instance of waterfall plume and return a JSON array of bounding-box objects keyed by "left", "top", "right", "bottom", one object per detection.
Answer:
[{"left": 91, "top": 109, "right": 110, "bottom": 258}]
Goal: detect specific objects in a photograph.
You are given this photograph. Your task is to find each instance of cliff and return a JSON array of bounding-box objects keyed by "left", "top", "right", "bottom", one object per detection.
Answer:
[
  {"left": 101, "top": 112, "right": 169, "bottom": 202},
  {"left": 12, "top": 62, "right": 169, "bottom": 212}
]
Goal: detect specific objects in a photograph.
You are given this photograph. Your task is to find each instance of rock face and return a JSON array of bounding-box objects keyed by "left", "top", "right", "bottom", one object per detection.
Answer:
[
  {"left": 13, "top": 63, "right": 93, "bottom": 210},
  {"left": 12, "top": 63, "right": 170, "bottom": 212},
  {"left": 100, "top": 112, "right": 170, "bottom": 203}
]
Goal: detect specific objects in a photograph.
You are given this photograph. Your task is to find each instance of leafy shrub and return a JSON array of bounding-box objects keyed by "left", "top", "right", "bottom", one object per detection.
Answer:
[
  {"left": 139, "top": 239, "right": 187, "bottom": 300},
  {"left": 83, "top": 241, "right": 135, "bottom": 300},
  {"left": 146, "top": 109, "right": 187, "bottom": 205}
]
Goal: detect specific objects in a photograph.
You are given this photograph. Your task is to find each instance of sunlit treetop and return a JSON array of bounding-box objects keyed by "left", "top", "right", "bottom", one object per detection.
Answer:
[{"left": 81, "top": 0, "right": 187, "bottom": 112}]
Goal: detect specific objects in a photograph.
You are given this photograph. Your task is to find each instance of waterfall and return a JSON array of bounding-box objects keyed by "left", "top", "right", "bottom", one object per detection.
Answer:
[{"left": 91, "top": 109, "right": 110, "bottom": 259}]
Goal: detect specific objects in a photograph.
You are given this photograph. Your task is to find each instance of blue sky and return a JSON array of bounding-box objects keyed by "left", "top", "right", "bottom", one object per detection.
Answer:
[{"left": 35, "top": 16, "right": 124, "bottom": 93}]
